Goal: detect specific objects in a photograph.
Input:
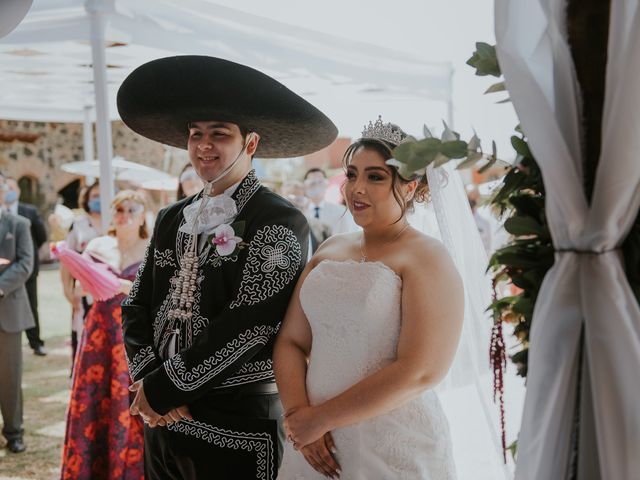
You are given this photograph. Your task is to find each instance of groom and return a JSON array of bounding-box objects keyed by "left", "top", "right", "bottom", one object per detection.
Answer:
[{"left": 119, "top": 56, "right": 336, "bottom": 479}]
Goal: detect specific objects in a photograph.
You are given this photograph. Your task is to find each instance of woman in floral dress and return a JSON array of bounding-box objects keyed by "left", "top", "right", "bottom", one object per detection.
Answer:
[{"left": 61, "top": 191, "right": 150, "bottom": 480}]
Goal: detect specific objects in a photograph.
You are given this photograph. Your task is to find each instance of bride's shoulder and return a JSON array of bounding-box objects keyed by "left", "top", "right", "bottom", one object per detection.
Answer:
[{"left": 399, "top": 229, "right": 455, "bottom": 273}]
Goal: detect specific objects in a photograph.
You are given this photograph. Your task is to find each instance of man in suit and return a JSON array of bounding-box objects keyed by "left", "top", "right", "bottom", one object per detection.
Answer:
[
  {"left": 0, "top": 172, "right": 35, "bottom": 454},
  {"left": 4, "top": 177, "right": 48, "bottom": 356},
  {"left": 303, "top": 168, "right": 357, "bottom": 252}
]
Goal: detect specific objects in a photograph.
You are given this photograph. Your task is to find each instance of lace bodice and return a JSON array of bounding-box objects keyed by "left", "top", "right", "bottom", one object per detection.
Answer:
[
  {"left": 302, "top": 260, "right": 402, "bottom": 404},
  {"left": 278, "top": 259, "right": 456, "bottom": 480}
]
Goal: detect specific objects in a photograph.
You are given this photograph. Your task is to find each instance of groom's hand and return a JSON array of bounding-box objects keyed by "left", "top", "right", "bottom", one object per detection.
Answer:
[
  {"left": 156, "top": 405, "right": 193, "bottom": 427},
  {"left": 300, "top": 433, "right": 341, "bottom": 479},
  {"left": 129, "top": 379, "right": 162, "bottom": 427}
]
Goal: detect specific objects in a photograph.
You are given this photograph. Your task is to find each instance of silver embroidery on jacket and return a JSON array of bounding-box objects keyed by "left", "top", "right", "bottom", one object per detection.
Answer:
[
  {"left": 167, "top": 419, "right": 274, "bottom": 480},
  {"left": 164, "top": 324, "right": 278, "bottom": 391},
  {"left": 229, "top": 225, "right": 301, "bottom": 309}
]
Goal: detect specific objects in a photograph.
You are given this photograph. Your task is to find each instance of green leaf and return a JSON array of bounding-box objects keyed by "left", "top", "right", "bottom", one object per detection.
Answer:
[
  {"left": 503, "top": 215, "right": 545, "bottom": 236},
  {"left": 440, "top": 140, "right": 469, "bottom": 159},
  {"left": 478, "top": 156, "right": 497, "bottom": 174},
  {"left": 440, "top": 121, "right": 459, "bottom": 142},
  {"left": 466, "top": 42, "right": 501, "bottom": 77},
  {"left": 493, "top": 252, "right": 540, "bottom": 269},
  {"left": 456, "top": 151, "right": 484, "bottom": 170},
  {"left": 507, "top": 440, "right": 518, "bottom": 461},
  {"left": 467, "top": 132, "right": 481, "bottom": 151},
  {"left": 484, "top": 81, "right": 506, "bottom": 94},
  {"left": 509, "top": 194, "right": 544, "bottom": 220},
  {"left": 433, "top": 153, "right": 451, "bottom": 168},
  {"left": 512, "top": 297, "right": 534, "bottom": 316},
  {"left": 511, "top": 136, "right": 532, "bottom": 158}
]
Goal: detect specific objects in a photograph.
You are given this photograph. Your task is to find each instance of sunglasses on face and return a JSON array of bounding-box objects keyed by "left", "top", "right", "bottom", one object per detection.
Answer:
[{"left": 112, "top": 205, "right": 144, "bottom": 216}]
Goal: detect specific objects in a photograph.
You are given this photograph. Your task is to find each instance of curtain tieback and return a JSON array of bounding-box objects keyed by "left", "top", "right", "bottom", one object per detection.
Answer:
[{"left": 556, "top": 247, "right": 620, "bottom": 255}]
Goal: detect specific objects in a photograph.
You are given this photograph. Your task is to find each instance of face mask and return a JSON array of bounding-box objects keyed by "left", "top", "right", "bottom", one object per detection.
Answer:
[
  {"left": 306, "top": 186, "right": 325, "bottom": 199},
  {"left": 4, "top": 190, "right": 18, "bottom": 205},
  {"left": 88, "top": 198, "right": 101, "bottom": 214}
]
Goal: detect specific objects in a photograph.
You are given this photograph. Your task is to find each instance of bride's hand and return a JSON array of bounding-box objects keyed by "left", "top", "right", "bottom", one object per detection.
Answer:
[
  {"left": 299, "top": 433, "right": 340, "bottom": 479},
  {"left": 283, "top": 405, "right": 330, "bottom": 449}
]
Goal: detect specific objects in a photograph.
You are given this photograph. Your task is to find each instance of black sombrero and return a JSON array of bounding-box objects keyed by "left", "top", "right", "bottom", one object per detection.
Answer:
[{"left": 117, "top": 56, "right": 338, "bottom": 158}]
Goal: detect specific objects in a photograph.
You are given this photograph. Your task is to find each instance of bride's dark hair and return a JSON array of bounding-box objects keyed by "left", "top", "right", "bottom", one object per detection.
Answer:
[{"left": 342, "top": 128, "right": 429, "bottom": 222}]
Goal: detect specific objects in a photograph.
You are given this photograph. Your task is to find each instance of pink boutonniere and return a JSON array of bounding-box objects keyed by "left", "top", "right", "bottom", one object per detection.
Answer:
[{"left": 207, "top": 221, "right": 247, "bottom": 257}]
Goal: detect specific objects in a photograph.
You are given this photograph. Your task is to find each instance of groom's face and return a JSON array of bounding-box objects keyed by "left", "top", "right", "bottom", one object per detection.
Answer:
[{"left": 187, "top": 120, "right": 253, "bottom": 183}]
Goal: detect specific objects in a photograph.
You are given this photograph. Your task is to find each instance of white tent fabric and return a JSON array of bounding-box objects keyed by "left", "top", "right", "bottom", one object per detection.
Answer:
[
  {"left": 0, "top": 0, "right": 452, "bottom": 130},
  {"left": 495, "top": 1, "right": 640, "bottom": 479}
]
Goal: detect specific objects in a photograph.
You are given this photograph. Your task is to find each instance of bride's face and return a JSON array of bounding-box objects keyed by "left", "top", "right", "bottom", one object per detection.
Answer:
[{"left": 343, "top": 146, "right": 410, "bottom": 228}]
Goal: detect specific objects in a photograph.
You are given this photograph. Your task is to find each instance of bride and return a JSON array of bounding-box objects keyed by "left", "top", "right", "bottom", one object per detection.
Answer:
[{"left": 274, "top": 120, "right": 463, "bottom": 479}]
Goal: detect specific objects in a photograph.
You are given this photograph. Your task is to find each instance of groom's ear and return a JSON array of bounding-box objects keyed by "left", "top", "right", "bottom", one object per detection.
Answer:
[{"left": 246, "top": 133, "right": 261, "bottom": 157}]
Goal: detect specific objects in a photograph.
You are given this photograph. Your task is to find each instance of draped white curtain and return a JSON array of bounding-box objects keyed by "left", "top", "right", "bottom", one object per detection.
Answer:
[{"left": 495, "top": 1, "right": 640, "bottom": 479}]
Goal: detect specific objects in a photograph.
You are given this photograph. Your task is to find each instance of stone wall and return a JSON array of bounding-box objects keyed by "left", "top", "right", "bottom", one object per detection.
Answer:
[{"left": 0, "top": 119, "right": 172, "bottom": 216}]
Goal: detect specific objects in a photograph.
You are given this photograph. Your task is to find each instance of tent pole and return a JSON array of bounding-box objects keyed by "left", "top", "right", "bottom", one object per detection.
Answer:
[
  {"left": 86, "top": 0, "right": 114, "bottom": 231},
  {"left": 446, "top": 63, "right": 454, "bottom": 128},
  {"left": 82, "top": 105, "right": 95, "bottom": 184}
]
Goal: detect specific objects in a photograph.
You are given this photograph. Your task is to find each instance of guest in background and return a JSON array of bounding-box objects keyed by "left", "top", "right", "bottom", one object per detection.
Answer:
[
  {"left": 176, "top": 164, "right": 204, "bottom": 201},
  {"left": 303, "top": 168, "right": 356, "bottom": 243},
  {"left": 0, "top": 172, "right": 34, "bottom": 454},
  {"left": 281, "top": 180, "right": 327, "bottom": 253},
  {"left": 60, "top": 190, "right": 148, "bottom": 480},
  {"left": 466, "top": 185, "right": 492, "bottom": 253},
  {"left": 62, "top": 181, "right": 102, "bottom": 370},
  {"left": 4, "top": 177, "right": 48, "bottom": 356}
]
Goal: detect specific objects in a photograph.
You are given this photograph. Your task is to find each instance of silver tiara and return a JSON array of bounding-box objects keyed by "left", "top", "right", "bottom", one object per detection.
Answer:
[{"left": 361, "top": 115, "right": 403, "bottom": 145}]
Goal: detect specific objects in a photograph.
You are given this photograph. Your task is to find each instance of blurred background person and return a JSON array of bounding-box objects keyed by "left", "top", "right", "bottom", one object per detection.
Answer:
[
  {"left": 280, "top": 180, "right": 327, "bottom": 255},
  {"left": 466, "top": 184, "right": 492, "bottom": 253},
  {"left": 60, "top": 190, "right": 148, "bottom": 480},
  {"left": 3, "top": 177, "right": 48, "bottom": 356},
  {"left": 62, "top": 181, "right": 102, "bottom": 371},
  {"left": 176, "top": 163, "right": 204, "bottom": 201},
  {"left": 0, "top": 172, "right": 34, "bottom": 454},
  {"left": 303, "top": 168, "right": 357, "bottom": 242}
]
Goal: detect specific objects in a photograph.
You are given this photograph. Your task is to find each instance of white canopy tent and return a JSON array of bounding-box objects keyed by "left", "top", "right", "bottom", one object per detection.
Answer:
[{"left": 1, "top": 0, "right": 453, "bottom": 227}]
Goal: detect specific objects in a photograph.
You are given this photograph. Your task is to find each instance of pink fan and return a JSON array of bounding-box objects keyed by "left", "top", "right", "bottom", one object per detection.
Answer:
[{"left": 50, "top": 241, "right": 121, "bottom": 301}]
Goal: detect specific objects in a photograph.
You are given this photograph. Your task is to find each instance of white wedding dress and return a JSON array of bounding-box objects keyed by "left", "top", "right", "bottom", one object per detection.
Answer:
[{"left": 277, "top": 259, "right": 457, "bottom": 480}]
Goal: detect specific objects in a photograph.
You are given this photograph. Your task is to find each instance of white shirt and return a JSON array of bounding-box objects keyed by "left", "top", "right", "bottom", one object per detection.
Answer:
[{"left": 305, "top": 201, "right": 358, "bottom": 236}]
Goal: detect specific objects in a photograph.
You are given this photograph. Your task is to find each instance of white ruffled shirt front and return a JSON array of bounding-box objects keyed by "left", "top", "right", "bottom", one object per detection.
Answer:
[
  {"left": 179, "top": 182, "right": 240, "bottom": 234},
  {"left": 179, "top": 182, "right": 240, "bottom": 251}
]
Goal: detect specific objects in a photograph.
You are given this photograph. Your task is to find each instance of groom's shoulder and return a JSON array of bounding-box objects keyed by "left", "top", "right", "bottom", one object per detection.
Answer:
[{"left": 249, "top": 187, "right": 307, "bottom": 225}]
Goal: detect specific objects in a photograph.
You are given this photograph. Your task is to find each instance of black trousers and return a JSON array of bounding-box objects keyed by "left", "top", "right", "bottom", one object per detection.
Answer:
[
  {"left": 24, "top": 276, "right": 43, "bottom": 349},
  {"left": 144, "top": 390, "right": 285, "bottom": 480}
]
